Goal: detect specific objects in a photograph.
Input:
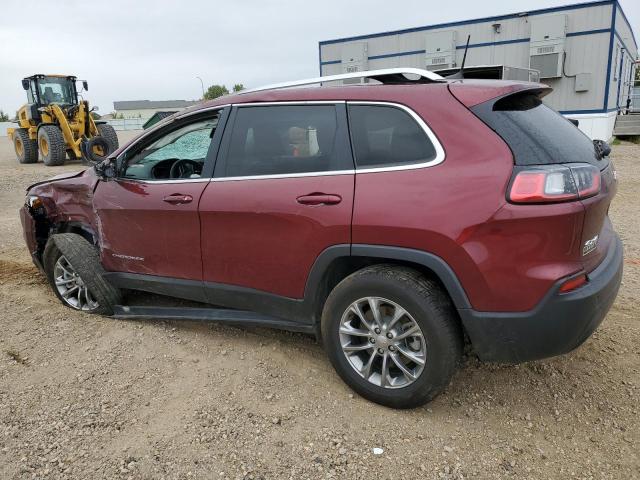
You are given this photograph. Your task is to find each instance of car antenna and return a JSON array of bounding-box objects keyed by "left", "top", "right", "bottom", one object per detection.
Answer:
[{"left": 446, "top": 35, "right": 471, "bottom": 80}]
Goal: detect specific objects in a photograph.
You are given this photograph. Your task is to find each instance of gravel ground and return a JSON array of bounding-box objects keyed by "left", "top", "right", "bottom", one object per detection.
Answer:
[{"left": 0, "top": 133, "right": 638, "bottom": 480}]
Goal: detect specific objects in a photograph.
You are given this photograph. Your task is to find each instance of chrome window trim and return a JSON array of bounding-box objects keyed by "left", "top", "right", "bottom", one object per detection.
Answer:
[
  {"left": 210, "top": 100, "right": 445, "bottom": 181},
  {"left": 235, "top": 100, "right": 346, "bottom": 107},
  {"left": 116, "top": 177, "right": 210, "bottom": 185},
  {"left": 347, "top": 101, "right": 446, "bottom": 174},
  {"left": 114, "top": 100, "right": 445, "bottom": 184}
]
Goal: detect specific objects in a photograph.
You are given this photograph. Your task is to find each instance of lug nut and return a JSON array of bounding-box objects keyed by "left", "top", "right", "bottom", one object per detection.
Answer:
[
  {"left": 374, "top": 327, "right": 381, "bottom": 334},
  {"left": 369, "top": 338, "right": 376, "bottom": 344},
  {"left": 389, "top": 345, "right": 396, "bottom": 352},
  {"left": 377, "top": 348, "right": 384, "bottom": 354},
  {"left": 386, "top": 332, "right": 393, "bottom": 339}
]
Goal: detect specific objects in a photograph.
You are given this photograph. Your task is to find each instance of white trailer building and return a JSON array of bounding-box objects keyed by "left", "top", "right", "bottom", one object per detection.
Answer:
[{"left": 319, "top": 0, "right": 637, "bottom": 140}]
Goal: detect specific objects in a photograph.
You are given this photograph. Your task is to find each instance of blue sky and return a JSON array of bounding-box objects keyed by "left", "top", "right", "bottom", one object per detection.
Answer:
[{"left": 0, "top": 0, "right": 637, "bottom": 114}]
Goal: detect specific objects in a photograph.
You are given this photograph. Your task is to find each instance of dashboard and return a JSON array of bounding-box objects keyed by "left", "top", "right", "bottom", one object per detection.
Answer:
[{"left": 124, "top": 158, "right": 204, "bottom": 180}]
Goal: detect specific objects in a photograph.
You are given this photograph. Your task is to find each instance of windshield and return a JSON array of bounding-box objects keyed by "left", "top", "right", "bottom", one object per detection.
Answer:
[{"left": 36, "top": 77, "right": 76, "bottom": 105}]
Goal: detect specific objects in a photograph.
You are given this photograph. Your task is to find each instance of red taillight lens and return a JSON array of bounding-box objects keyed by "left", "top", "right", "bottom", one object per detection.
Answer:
[
  {"left": 559, "top": 273, "right": 588, "bottom": 293},
  {"left": 508, "top": 163, "right": 601, "bottom": 204}
]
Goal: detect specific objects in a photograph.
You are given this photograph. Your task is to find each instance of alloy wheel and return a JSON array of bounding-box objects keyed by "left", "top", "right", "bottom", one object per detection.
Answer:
[
  {"left": 339, "top": 297, "right": 426, "bottom": 389},
  {"left": 53, "top": 255, "right": 99, "bottom": 311}
]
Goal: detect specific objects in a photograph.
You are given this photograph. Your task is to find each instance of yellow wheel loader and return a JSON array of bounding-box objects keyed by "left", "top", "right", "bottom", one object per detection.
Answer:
[{"left": 7, "top": 74, "right": 118, "bottom": 166}]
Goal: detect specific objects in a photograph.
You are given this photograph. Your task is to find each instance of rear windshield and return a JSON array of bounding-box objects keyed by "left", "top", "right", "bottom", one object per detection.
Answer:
[{"left": 472, "top": 91, "right": 600, "bottom": 167}]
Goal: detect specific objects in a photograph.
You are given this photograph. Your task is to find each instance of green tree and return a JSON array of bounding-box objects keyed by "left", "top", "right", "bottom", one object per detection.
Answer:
[
  {"left": 204, "top": 84, "right": 229, "bottom": 100},
  {"left": 233, "top": 84, "right": 245, "bottom": 92},
  {"left": 0, "top": 110, "right": 9, "bottom": 122}
]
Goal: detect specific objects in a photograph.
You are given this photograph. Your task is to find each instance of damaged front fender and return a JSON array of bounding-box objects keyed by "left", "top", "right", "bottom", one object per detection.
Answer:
[{"left": 23, "top": 168, "right": 102, "bottom": 266}]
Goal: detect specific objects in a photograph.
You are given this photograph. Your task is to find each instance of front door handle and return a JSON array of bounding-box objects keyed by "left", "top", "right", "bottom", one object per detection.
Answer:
[
  {"left": 163, "top": 193, "right": 193, "bottom": 205},
  {"left": 296, "top": 193, "right": 342, "bottom": 205}
]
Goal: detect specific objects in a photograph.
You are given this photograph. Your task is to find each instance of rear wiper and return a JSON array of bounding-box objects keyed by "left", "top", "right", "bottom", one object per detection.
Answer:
[{"left": 593, "top": 139, "right": 611, "bottom": 160}]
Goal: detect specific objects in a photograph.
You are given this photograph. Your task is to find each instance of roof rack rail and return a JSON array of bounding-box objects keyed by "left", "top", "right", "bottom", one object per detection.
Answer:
[{"left": 240, "top": 68, "right": 446, "bottom": 95}]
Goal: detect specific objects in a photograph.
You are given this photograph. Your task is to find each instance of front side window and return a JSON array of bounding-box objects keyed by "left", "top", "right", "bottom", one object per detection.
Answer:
[
  {"left": 221, "top": 105, "right": 344, "bottom": 177},
  {"left": 348, "top": 104, "right": 437, "bottom": 169},
  {"left": 122, "top": 115, "right": 218, "bottom": 180}
]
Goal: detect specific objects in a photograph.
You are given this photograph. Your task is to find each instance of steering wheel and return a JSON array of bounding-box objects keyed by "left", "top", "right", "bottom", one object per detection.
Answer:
[{"left": 170, "top": 159, "right": 201, "bottom": 179}]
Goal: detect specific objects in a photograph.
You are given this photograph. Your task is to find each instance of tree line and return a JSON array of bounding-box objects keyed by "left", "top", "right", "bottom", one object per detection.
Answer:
[{"left": 203, "top": 83, "right": 244, "bottom": 100}]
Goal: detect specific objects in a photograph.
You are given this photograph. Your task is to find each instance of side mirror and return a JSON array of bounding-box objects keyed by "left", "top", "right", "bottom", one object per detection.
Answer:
[
  {"left": 94, "top": 158, "right": 117, "bottom": 181},
  {"left": 82, "top": 80, "right": 89, "bottom": 91},
  {"left": 21, "top": 79, "right": 30, "bottom": 91},
  {"left": 569, "top": 118, "right": 579, "bottom": 127}
]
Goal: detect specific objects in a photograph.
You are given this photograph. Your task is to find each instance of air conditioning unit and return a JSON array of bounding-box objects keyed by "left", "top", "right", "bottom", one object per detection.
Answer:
[
  {"left": 425, "top": 31, "right": 457, "bottom": 71},
  {"left": 341, "top": 43, "right": 368, "bottom": 83},
  {"left": 529, "top": 15, "right": 567, "bottom": 79}
]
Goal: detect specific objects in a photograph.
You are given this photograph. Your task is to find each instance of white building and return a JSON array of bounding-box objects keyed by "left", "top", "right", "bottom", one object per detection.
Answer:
[
  {"left": 113, "top": 100, "right": 199, "bottom": 119},
  {"left": 319, "top": 0, "right": 638, "bottom": 140}
]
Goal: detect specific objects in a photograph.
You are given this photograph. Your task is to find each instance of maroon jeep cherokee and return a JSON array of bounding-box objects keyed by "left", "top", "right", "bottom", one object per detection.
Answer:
[{"left": 20, "top": 69, "right": 622, "bottom": 408}]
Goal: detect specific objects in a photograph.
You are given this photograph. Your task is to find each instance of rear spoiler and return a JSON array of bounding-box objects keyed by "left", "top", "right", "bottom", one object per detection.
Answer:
[{"left": 448, "top": 81, "right": 551, "bottom": 109}]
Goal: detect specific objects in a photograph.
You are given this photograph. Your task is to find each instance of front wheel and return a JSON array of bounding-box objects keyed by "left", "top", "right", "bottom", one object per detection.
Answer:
[
  {"left": 44, "top": 233, "right": 121, "bottom": 315},
  {"left": 321, "top": 265, "right": 463, "bottom": 408}
]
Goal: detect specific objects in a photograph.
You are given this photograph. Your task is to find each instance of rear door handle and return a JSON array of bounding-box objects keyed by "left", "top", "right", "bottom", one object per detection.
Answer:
[
  {"left": 163, "top": 193, "right": 193, "bottom": 205},
  {"left": 296, "top": 193, "right": 342, "bottom": 205}
]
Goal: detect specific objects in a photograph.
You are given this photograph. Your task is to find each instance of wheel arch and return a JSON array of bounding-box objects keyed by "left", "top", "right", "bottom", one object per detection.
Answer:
[
  {"left": 53, "top": 221, "right": 98, "bottom": 246},
  {"left": 304, "top": 244, "right": 472, "bottom": 327}
]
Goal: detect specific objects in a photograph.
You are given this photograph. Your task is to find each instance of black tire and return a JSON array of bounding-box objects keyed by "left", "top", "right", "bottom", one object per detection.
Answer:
[
  {"left": 66, "top": 149, "right": 79, "bottom": 161},
  {"left": 13, "top": 128, "right": 38, "bottom": 164},
  {"left": 43, "top": 233, "right": 121, "bottom": 315},
  {"left": 96, "top": 123, "right": 119, "bottom": 154},
  {"left": 321, "top": 265, "right": 463, "bottom": 409},
  {"left": 38, "top": 125, "right": 66, "bottom": 166},
  {"left": 85, "top": 136, "right": 111, "bottom": 163}
]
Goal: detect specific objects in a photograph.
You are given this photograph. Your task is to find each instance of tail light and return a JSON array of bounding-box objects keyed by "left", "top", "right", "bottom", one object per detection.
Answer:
[{"left": 508, "top": 163, "right": 601, "bottom": 204}]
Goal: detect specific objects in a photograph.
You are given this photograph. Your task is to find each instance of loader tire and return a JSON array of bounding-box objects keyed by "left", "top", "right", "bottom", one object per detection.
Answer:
[
  {"left": 38, "top": 125, "right": 66, "bottom": 166},
  {"left": 96, "top": 123, "right": 119, "bottom": 154},
  {"left": 85, "top": 136, "right": 111, "bottom": 163},
  {"left": 14, "top": 129, "right": 38, "bottom": 164}
]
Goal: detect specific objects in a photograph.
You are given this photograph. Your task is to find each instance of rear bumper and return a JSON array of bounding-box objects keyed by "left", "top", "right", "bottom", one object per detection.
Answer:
[{"left": 459, "top": 233, "right": 623, "bottom": 363}]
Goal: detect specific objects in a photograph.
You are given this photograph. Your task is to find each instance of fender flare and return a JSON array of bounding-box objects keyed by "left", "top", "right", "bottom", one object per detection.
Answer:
[{"left": 303, "top": 244, "right": 471, "bottom": 311}]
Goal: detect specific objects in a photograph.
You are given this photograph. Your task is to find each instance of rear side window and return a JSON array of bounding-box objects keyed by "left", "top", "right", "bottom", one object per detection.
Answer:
[
  {"left": 221, "top": 105, "right": 348, "bottom": 177},
  {"left": 348, "top": 105, "right": 437, "bottom": 169},
  {"left": 472, "top": 91, "right": 600, "bottom": 167}
]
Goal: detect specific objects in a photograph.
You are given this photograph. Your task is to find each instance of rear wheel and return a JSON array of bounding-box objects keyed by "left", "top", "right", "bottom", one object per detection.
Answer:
[
  {"left": 13, "top": 129, "right": 38, "bottom": 164},
  {"left": 321, "top": 265, "right": 463, "bottom": 408},
  {"left": 96, "top": 123, "right": 119, "bottom": 154},
  {"left": 38, "top": 125, "right": 66, "bottom": 166},
  {"left": 44, "top": 233, "right": 121, "bottom": 315}
]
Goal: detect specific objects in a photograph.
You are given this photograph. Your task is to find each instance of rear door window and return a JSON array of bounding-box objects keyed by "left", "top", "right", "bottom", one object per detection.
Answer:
[
  {"left": 347, "top": 104, "right": 437, "bottom": 169},
  {"left": 219, "top": 104, "right": 352, "bottom": 177},
  {"left": 472, "top": 91, "right": 601, "bottom": 167}
]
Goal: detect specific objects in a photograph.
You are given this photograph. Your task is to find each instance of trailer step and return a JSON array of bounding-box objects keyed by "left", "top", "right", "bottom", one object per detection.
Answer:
[{"left": 112, "top": 305, "right": 314, "bottom": 333}]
